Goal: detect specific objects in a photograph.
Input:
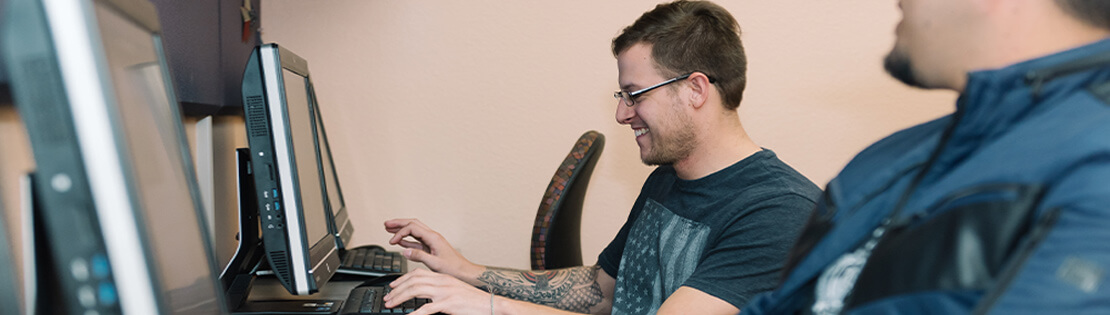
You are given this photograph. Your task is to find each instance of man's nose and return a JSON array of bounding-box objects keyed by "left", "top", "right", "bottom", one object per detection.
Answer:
[{"left": 615, "top": 101, "right": 635, "bottom": 124}]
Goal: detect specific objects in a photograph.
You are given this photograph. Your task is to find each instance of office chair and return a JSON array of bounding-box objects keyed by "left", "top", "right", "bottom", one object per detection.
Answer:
[{"left": 531, "top": 130, "right": 605, "bottom": 270}]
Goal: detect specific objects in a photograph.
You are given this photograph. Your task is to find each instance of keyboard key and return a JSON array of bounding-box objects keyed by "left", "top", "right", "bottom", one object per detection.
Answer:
[
  {"left": 353, "top": 251, "right": 367, "bottom": 269},
  {"left": 342, "top": 252, "right": 357, "bottom": 266}
]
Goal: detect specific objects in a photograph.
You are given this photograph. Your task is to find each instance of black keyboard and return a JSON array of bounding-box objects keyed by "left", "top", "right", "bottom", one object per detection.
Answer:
[
  {"left": 338, "top": 246, "right": 406, "bottom": 276},
  {"left": 339, "top": 285, "right": 431, "bottom": 314}
]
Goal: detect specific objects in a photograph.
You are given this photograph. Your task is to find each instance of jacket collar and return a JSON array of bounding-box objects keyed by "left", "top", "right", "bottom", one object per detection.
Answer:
[
  {"left": 917, "top": 38, "right": 1110, "bottom": 187},
  {"left": 957, "top": 38, "right": 1110, "bottom": 146}
]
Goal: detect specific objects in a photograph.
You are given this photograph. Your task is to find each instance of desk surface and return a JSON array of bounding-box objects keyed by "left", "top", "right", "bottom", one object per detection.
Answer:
[
  {"left": 248, "top": 277, "right": 364, "bottom": 301},
  {"left": 238, "top": 258, "right": 424, "bottom": 315},
  {"left": 237, "top": 277, "right": 367, "bottom": 314},
  {"left": 243, "top": 262, "right": 426, "bottom": 312}
]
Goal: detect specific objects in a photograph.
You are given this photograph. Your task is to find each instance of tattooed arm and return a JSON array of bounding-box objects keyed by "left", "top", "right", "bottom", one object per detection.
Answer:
[
  {"left": 384, "top": 219, "right": 615, "bottom": 314},
  {"left": 477, "top": 265, "right": 614, "bottom": 315},
  {"left": 385, "top": 267, "right": 615, "bottom": 315}
]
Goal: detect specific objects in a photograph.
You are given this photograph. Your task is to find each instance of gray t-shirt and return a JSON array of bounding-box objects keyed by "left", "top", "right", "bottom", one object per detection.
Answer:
[{"left": 598, "top": 149, "right": 820, "bottom": 313}]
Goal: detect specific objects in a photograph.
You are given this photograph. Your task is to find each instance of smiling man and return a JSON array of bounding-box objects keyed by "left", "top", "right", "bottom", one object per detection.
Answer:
[
  {"left": 744, "top": 0, "right": 1110, "bottom": 314},
  {"left": 380, "top": 1, "right": 820, "bottom": 314}
]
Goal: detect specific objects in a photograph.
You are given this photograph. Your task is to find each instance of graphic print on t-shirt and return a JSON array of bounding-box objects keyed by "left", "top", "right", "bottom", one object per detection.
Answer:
[
  {"left": 612, "top": 199, "right": 710, "bottom": 315},
  {"left": 812, "top": 245, "right": 870, "bottom": 315}
]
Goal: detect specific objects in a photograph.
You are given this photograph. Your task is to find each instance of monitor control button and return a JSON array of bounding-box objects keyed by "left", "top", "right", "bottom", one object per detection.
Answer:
[
  {"left": 52, "top": 174, "right": 72, "bottom": 192},
  {"left": 98, "top": 282, "right": 118, "bottom": 305},
  {"left": 71, "top": 258, "right": 89, "bottom": 281},
  {"left": 78, "top": 285, "right": 96, "bottom": 307},
  {"left": 90, "top": 255, "right": 110, "bottom": 279}
]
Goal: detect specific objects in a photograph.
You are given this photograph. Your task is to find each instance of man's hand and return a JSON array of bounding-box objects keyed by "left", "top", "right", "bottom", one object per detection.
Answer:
[
  {"left": 383, "top": 269, "right": 494, "bottom": 315},
  {"left": 383, "top": 218, "right": 483, "bottom": 282}
]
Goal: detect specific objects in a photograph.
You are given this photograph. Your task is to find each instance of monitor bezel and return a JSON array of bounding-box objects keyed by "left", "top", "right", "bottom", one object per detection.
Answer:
[{"left": 253, "top": 43, "right": 340, "bottom": 295}]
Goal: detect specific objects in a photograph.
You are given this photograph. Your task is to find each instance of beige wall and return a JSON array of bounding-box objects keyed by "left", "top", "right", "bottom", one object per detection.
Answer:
[{"left": 259, "top": 0, "right": 956, "bottom": 270}]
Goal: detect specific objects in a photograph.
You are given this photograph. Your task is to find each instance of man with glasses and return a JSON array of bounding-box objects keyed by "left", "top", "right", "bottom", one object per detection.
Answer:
[
  {"left": 381, "top": 1, "right": 820, "bottom": 314},
  {"left": 743, "top": 0, "right": 1110, "bottom": 314}
]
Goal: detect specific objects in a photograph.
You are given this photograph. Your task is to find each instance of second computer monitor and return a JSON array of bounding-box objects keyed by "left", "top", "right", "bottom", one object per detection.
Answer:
[
  {"left": 241, "top": 43, "right": 340, "bottom": 295},
  {"left": 309, "top": 83, "right": 354, "bottom": 249},
  {"left": 3, "top": 0, "right": 227, "bottom": 313}
]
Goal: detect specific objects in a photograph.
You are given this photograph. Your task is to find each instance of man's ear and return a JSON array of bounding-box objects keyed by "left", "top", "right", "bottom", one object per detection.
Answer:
[{"left": 686, "top": 72, "right": 713, "bottom": 109}]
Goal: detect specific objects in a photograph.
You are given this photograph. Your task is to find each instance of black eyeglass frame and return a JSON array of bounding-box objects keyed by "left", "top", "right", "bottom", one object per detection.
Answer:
[{"left": 613, "top": 72, "right": 716, "bottom": 107}]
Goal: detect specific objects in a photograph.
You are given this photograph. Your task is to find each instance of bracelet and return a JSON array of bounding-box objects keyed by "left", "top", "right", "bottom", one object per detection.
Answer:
[{"left": 486, "top": 286, "right": 495, "bottom": 315}]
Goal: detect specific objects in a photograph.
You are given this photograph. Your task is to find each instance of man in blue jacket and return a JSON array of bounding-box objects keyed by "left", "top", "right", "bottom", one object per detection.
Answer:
[{"left": 744, "top": 0, "right": 1110, "bottom": 313}]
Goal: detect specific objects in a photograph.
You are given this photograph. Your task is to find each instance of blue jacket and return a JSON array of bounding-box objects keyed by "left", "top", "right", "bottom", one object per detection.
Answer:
[{"left": 745, "top": 38, "right": 1110, "bottom": 314}]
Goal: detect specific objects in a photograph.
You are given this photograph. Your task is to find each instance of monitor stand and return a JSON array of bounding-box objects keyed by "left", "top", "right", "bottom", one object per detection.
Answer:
[{"left": 222, "top": 148, "right": 341, "bottom": 315}]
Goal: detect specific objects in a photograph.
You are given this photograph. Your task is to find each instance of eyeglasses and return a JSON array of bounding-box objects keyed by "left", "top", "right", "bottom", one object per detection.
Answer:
[{"left": 613, "top": 72, "right": 714, "bottom": 107}]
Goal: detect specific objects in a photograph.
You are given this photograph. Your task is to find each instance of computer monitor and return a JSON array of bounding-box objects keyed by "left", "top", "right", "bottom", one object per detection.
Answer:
[
  {"left": 303, "top": 59, "right": 406, "bottom": 279},
  {"left": 2, "top": 0, "right": 227, "bottom": 313},
  {"left": 241, "top": 43, "right": 340, "bottom": 296},
  {"left": 310, "top": 84, "right": 354, "bottom": 249}
]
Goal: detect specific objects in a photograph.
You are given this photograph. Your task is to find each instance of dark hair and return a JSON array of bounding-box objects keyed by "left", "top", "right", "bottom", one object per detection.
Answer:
[
  {"left": 612, "top": 0, "right": 747, "bottom": 110},
  {"left": 1055, "top": 0, "right": 1110, "bottom": 30}
]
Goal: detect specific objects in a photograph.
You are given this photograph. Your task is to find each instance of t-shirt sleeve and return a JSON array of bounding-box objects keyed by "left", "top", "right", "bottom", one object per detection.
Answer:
[{"left": 682, "top": 193, "right": 817, "bottom": 308}]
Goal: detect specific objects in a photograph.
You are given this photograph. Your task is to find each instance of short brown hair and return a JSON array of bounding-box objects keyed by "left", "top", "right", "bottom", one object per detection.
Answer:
[
  {"left": 1055, "top": 0, "right": 1110, "bottom": 30},
  {"left": 612, "top": 0, "right": 747, "bottom": 110}
]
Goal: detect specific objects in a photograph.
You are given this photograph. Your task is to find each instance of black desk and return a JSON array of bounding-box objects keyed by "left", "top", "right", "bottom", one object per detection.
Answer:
[
  {"left": 240, "top": 264, "right": 424, "bottom": 314},
  {"left": 235, "top": 277, "right": 360, "bottom": 314},
  {"left": 248, "top": 277, "right": 363, "bottom": 301}
]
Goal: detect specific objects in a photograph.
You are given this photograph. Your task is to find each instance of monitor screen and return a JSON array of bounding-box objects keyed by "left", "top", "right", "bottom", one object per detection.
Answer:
[
  {"left": 94, "top": 2, "right": 222, "bottom": 313},
  {"left": 282, "top": 69, "right": 329, "bottom": 248}
]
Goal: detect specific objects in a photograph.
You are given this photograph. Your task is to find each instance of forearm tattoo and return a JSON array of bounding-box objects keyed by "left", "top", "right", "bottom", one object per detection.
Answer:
[{"left": 478, "top": 265, "right": 604, "bottom": 313}]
